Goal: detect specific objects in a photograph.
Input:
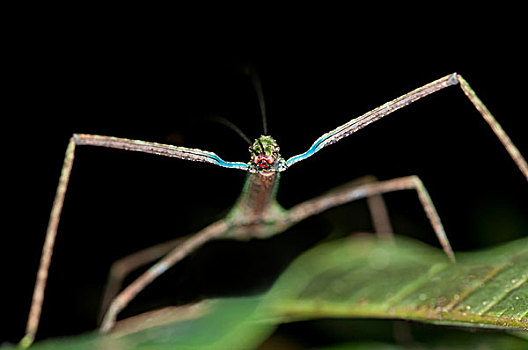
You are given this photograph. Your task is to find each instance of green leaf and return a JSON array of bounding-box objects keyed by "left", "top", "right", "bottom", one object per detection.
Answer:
[
  {"left": 13, "top": 236, "right": 527, "bottom": 349},
  {"left": 15, "top": 297, "right": 274, "bottom": 350},
  {"left": 268, "top": 235, "right": 528, "bottom": 330},
  {"left": 311, "top": 333, "right": 528, "bottom": 350}
]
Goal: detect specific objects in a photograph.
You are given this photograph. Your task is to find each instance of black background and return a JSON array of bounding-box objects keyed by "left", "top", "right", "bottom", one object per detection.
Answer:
[{"left": 3, "top": 11, "right": 528, "bottom": 347}]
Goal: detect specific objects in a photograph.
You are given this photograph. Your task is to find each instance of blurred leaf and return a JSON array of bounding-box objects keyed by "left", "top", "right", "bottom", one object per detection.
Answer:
[
  {"left": 15, "top": 297, "right": 273, "bottom": 350},
  {"left": 268, "top": 235, "right": 528, "bottom": 330}
]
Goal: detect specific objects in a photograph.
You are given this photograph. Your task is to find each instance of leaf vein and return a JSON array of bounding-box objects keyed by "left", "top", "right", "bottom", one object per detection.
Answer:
[
  {"left": 384, "top": 263, "right": 447, "bottom": 309},
  {"left": 445, "top": 263, "right": 509, "bottom": 312},
  {"left": 479, "top": 272, "right": 528, "bottom": 317}
]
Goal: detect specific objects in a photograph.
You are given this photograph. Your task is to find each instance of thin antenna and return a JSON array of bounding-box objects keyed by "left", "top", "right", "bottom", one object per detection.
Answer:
[
  {"left": 243, "top": 66, "right": 268, "bottom": 135},
  {"left": 209, "top": 116, "right": 252, "bottom": 145}
]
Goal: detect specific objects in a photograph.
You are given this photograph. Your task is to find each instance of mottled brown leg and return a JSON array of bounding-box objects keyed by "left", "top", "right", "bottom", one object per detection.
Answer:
[
  {"left": 286, "top": 175, "right": 455, "bottom": 262},
  {"left": 98, "top": 236, "right": 191, "bottom": 323},
  {"left": 322, "top": 175, "right": 394, "bottom": 239},
  {"left": 99, "top": 220, "right": 230, "bottom": 333}
]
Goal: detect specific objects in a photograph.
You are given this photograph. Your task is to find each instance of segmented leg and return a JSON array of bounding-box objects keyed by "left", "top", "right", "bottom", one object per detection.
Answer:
[
  {"left": 21, "top": 133, "right": 248, "bottom": 347},
  {"left": 285, "top": 175, "right": 455, "bottom": 262},
  {"left": 97, "top": 174, "right": 393, "bottom": 322},
  {"left": 98, "top": 236, "right": 189, "bottom": 323},
  {"left": 457, "top": 76, "right": 527, "bottom": 180},
  {"left": 323, "top": 175, "right": 394, "bottom": 240},
  {"left": 99, "top": 174, "right": 451, "bottom": 332},
  {"left": 99, "top": 219, "right": 231, "bottom": 332},
  {"left": 20, "top": 139, "right": 76, "bottom": 349}
]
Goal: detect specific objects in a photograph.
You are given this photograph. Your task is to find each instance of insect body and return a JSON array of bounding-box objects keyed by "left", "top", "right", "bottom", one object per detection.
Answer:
[{"left": 20, "top": 73, "right": 528, "bottom": 347}]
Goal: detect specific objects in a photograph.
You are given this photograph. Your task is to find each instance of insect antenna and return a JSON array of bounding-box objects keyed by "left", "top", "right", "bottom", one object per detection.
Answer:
[
  {"left": 243, "top": 65, "right": 268, "bottom": 135},
  {"left": 209, "top": 116, "right": 252, "bottom": 145}
]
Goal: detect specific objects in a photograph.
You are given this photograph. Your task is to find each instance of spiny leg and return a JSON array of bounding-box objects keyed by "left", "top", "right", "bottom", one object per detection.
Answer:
[
  {"left": 285, "top": 175, "right": 455, "bottom": 262},
  {"left": 99, "top": 220, "right": 234, "bottom": 333},
  {"left": 98, "top": 235, "right": 190, "bottom": 323}
]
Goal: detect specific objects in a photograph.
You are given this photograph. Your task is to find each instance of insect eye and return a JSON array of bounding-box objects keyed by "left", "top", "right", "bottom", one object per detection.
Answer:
[{"left": 255, "top": 155, "right": 274, "bottom": 169}]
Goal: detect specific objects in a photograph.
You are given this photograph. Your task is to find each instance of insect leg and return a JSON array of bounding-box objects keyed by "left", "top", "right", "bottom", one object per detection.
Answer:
[
  {"left": 286, "top": 175, "right": 455, "bottom": 262},
  {"left": 321, "top": 175, "right": 394, "bottom": 240},
  {"left": 99, "top": 219, "right": 230, "bottom": 333},
  {"left": 22, "top": 133, "right": 247, "bottom": 348},
  {"left": 20, "top": 138, "right": 76, "bottom": 348},
  {"left": 98, "top": 235, "right": 191, "bottom": 324}
]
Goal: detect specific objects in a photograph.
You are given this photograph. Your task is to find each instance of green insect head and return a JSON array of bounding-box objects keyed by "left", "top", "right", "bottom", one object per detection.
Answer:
[{"left": 248, "top": 136, "right": 287, "bottom": 173}]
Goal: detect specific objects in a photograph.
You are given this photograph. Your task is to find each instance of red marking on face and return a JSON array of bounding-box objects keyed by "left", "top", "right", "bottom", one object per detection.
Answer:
[{"left": 254, "top": 155, "right": 274, "bottom": 169}]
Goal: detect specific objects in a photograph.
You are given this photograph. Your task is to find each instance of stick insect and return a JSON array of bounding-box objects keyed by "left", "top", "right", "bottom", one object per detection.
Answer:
[{"left": 21, "top": 73, "right": 528, "bottom": 347}]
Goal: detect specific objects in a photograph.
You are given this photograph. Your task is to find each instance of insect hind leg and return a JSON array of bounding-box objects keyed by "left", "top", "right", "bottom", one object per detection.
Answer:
[
  {"left": 322, "top": 175, "right": 394, "bottom": 240},
  {"left": 98, "top": 235, "right": 190, "bottom": 324},
  {"left": 286, "top": 175, "right": 455, "bottom": 262}
]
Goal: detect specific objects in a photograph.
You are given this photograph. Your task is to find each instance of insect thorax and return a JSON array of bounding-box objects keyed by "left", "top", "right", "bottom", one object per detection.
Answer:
[{"left": 248, "top": 135, "right": 287, "bottom": 173}]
